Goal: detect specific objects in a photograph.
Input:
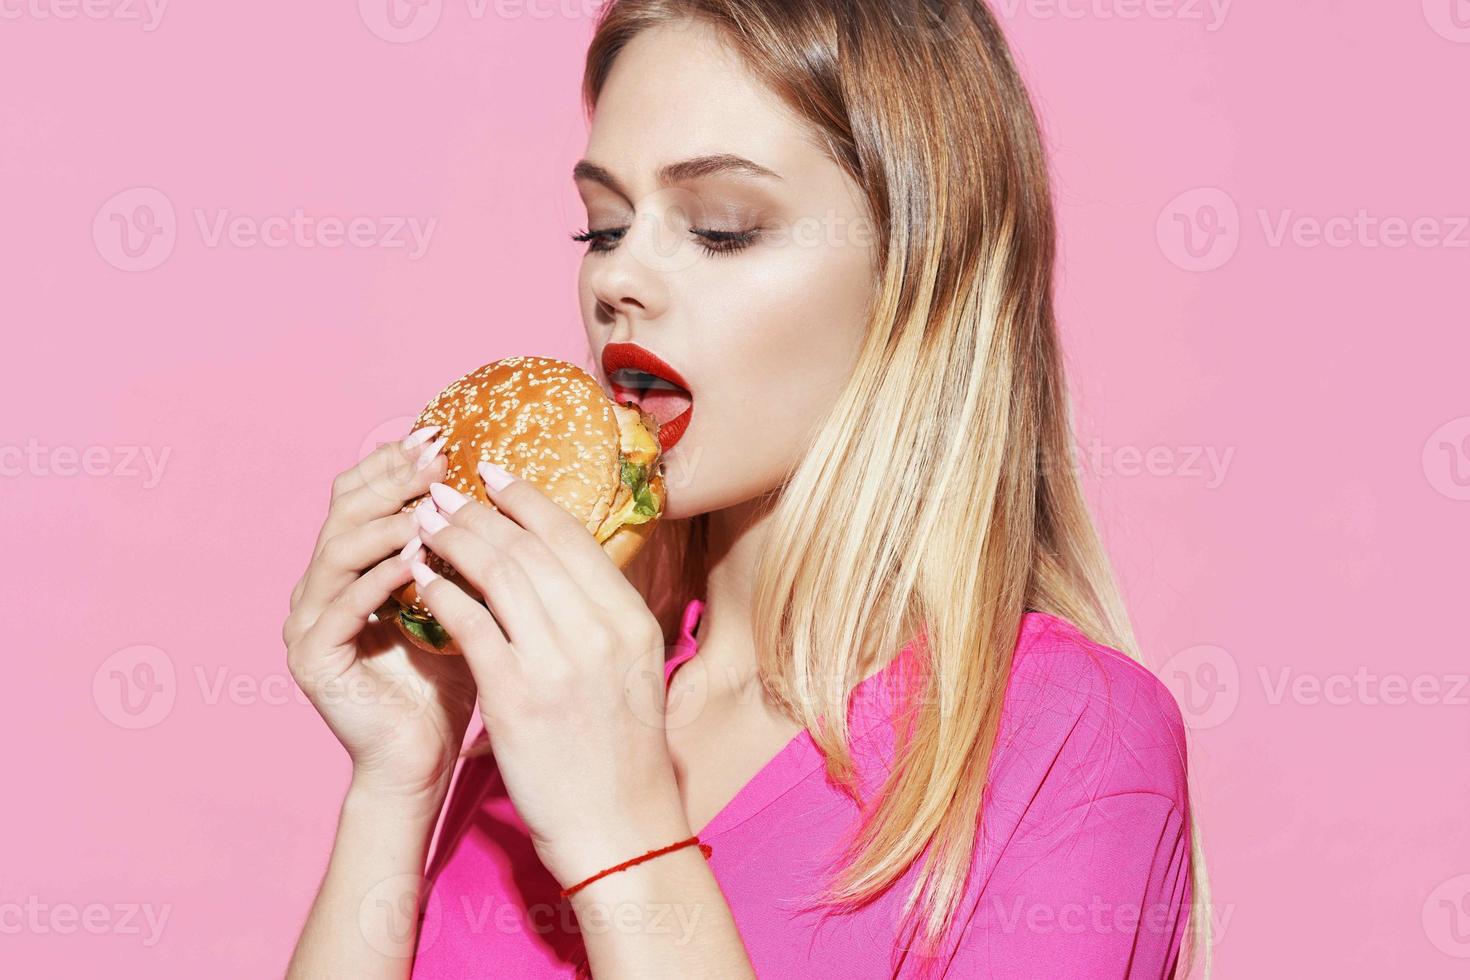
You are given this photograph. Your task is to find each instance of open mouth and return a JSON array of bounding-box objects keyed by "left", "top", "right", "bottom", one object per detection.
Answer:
[{"left": 609, "top": 368, "right": 694, "bottom": 452}]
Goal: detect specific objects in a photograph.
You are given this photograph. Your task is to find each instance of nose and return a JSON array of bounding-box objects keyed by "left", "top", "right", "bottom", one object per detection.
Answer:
[{"left": 585, "top": 230, "right": 673, "bottom": 329}]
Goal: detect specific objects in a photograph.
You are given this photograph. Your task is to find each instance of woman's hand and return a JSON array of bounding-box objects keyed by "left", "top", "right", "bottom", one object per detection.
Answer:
[
  {"left": 406, "top": 459, "right": 692, "bottom": 889},
  {"left": 281, "top": 426, "right": 478, "bottom": 812}
]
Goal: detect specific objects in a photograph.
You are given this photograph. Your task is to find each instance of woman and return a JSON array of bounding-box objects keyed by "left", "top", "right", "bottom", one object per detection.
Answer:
[{"left": 284, "top": 1, "right": 1210, "bottom": 976}]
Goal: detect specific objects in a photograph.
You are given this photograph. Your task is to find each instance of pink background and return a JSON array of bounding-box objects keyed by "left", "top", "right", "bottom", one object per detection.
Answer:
[{"left": 2, "top": 2, "right": 1466, "bottom": 976}]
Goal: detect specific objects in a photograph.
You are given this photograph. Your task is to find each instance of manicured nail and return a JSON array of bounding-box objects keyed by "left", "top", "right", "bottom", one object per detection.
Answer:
[
  {"left": 429, "top": 481, "right": 470, "bottom": 514},
  {"left": 409, "top": 558, "right": 438, "bottom": 588},
  {"left": 415, "top": 435, "right": 448, "bottom": 471},
  {"left": 401, "top": 424, "right": 441, "bottom": 451},
  {"left": 478, "top": 459, "right": 515, "bottom": 492},
  {"left": 414, "top": 499, "right": 449, "bottom": 535},
  {"left": 398, "top": 534, "right": 423, "bottom": 562}
]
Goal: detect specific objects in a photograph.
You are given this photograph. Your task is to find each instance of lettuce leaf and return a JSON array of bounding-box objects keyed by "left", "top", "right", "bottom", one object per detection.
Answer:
[
  {"left": 618, "top": 458, "right": 659, "bottom": 524},
  {"left": 399, "top": 611, "right": 450, "bottom": 649},
  {"left": 632, "top": 483, "right": 658, "bottom": 519}
]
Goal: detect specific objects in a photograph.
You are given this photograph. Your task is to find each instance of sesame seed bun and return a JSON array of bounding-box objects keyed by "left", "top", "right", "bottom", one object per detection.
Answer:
[{"left": 389, "top": 355, "right": 666, "bottom": 656}]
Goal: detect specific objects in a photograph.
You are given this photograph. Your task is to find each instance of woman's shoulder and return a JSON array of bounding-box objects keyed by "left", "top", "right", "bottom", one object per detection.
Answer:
[
  {"left": 932, "top": 614, "right": 1195, "bottom": 976},
  {"left": 991, "top": 610, "right": 1190, "bottom": 820}
]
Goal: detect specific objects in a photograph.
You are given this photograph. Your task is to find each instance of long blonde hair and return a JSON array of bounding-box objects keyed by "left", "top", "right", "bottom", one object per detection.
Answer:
[{"left": 584, "top": 1, "right": 1212, "bottom": 975}]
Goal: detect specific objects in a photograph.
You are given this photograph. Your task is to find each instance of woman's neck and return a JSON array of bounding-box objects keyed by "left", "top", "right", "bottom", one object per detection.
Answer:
[
  {"left": 693, "top": 495, "right": 776, "bottom": 706},
  {"left": 691, "top": 494, "right": 906, "bottom": 717}
]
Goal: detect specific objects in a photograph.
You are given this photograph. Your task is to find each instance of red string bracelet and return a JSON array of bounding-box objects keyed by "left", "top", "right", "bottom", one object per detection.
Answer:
[{"left": 559, "top": 835, "right": 713, "bottom": 898}]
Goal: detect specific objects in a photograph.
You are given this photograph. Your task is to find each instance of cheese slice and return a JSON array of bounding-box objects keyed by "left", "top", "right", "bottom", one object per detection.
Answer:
[
  {"left": 594, "top": 404, "right": 662, "bottom": 543},
  {"left": 614, "top": 403, "right": 659, "bottom": 469}
]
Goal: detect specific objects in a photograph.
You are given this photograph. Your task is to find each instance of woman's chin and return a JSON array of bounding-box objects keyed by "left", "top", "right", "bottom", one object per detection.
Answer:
[{"left": 659, "top": 485, "right": 721, "bottom": 521}]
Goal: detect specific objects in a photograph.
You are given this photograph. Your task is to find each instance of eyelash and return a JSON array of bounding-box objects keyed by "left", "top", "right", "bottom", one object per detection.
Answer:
[{"left": 569, "top": 225, "right": 759, "bottom": 257}]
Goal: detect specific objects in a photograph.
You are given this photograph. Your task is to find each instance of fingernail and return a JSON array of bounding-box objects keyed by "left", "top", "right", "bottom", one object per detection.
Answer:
[
  {"left": 398, "top": 534, "right": 423, "bottom": 562},
  {"left": 414, "top": 499, "right": 450, "bottom": 535},
  {"left": 415, "top": 435, "right": 448, "bottom": 471},
  {"left": 478, "top": 459, "right": 515, "bottom": 492},
  {"left": 429, "top": 481, "right": 470, "bottom": 514},
  {"left": 409, "top": 558, "right": 438, "bottom": 588},
  {"left": 402, "top": 424, "right": 441, "bottom": 452}
]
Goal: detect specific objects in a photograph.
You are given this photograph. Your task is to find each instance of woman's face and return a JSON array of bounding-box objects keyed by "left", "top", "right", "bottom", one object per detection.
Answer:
[{"left": 575, "top": 21, "right": 877, "bottom": 519}]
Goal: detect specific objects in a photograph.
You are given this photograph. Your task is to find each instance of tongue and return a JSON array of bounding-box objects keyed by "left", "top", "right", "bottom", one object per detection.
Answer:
[{"left": 639, "top": 385, "right": 692, "bottom": 427}]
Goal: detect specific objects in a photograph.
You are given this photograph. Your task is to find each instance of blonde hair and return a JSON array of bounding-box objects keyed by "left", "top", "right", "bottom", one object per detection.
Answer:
[{"left": 578, "top": 1, "right": 1213, "bottom": 975}]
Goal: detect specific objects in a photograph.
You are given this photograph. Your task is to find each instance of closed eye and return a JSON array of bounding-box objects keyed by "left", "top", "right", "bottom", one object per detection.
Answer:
[
  {"left": 570, "top": 226, "right": 626, "bottom": 252},
  {"left": 570, "top": 226, "right": 760, "bottom": 257}
]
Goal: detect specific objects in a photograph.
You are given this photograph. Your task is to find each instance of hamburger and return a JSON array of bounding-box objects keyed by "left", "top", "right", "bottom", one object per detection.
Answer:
[{"left": 388, "top": 355, "right": 666, "bottom": 655}]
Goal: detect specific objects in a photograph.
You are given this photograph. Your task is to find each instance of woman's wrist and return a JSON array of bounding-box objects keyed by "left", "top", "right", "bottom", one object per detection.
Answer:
[
  {"left": 343, "top": 771, "right": 451, "bottom": 830},
  {"left": 560, "top": 804, "right": 754, "bottom": 979},
  {"left": 547, "top": 786, "right": 694, "bottom": 892},
  {"left": 287, "top": 773, "right": 449, "bottom": 977}
]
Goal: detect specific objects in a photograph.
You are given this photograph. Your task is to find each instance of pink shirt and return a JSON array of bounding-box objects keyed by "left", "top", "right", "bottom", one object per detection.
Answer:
[{"left": 411, "top": 600, "right": 1192, "bottom": 978}]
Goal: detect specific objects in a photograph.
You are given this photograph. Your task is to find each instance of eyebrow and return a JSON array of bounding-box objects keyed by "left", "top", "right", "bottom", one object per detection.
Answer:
[{"left": 572, "top": 153, "right": 783, "bottom": 199}]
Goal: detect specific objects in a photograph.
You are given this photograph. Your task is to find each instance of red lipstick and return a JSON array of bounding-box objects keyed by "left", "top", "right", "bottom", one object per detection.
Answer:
[{"left": 600, "top": 342, "right": 695, "bottom": 453}]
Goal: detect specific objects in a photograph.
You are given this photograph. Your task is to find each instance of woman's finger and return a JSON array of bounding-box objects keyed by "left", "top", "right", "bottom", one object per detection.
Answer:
[
  {"left": 289, "top": 571, "right": 307, "bottom": 613},
  {"left": 288, "top": 549, "right": 418, "bottom": 688},
  {"left": 407, "top": 558, "right": 517, "bottom": 683},
  {"left": 422, "top": 485, "right": 605, "bottom": 638},
  {"left": 309, "top": 430, "right": 447, "bottom": 563},
  {"left": 295, "top": 510, "right": 420, "bottom": 621},
  {"left": 472, "top": 461, "right": 644, "bottom": 610},
  {"left": 330, "top": 425, "right": 442, "bottom": 500},
  {"left": 410, "top": 504, "right": 564, "bottom": 653}
]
